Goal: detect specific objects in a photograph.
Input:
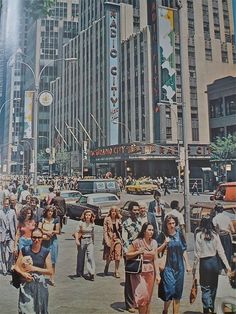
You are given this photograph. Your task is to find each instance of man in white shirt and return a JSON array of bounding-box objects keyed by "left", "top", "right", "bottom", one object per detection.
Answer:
[
  {"left": 19, "top": 184, "right": 31, "bottom": 204},
  {"left": 213, "top": 205, "right": 235, "bottom": 264},
  {"left": 138, "top": 201, "right": 148, "bottom": 226}
]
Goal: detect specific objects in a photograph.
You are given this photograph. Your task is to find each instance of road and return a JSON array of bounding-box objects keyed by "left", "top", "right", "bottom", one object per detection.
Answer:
[{"left": 0, "top": 191, "right": 232, "bottom": 314}]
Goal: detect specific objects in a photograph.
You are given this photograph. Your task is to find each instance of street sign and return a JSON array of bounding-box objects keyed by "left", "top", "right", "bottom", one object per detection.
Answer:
[{"left": 226, "top": 164, "right": 231, "bottom": 171}]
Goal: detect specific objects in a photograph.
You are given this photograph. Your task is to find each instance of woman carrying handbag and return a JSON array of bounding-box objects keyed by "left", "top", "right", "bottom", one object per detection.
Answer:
[
  {"left": 126, "top": 222, "right": 161, "bottom": 314},
  {"left": 192, "top": 216, "right": 231, "bottom": 314},
  {"left": 157, "top": 215, "right": 192, "bottom": 314}
]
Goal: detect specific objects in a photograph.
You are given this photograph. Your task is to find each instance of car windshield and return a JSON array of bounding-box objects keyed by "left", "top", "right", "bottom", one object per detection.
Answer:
[
  {"left": 61, "top": 192, "right": 81, "bottom": 198},
  {"left": 91, "top": 196, "right": 118, "bottom": 203},
  {"left": 78, "top": 196, "right": 88, "bottom": 204}
]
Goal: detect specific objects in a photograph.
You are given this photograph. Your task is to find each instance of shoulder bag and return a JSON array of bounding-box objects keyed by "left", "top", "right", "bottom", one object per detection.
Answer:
[
  {"left": 189, "top": 276, "right": 198, "bottom": 304},
  {"left": 158, "top": 250, "right": 167, "bottom": 271},
  {"left": 11, "top": 269, "right": 22, "bottom": 289},
  {"left": 125, "top": 254, "right": 143, "bottom": 274}
]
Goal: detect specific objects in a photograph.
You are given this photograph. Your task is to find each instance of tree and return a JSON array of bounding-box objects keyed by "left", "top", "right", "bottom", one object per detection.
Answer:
[
  {"left": 210, "top": 135, "right": 236, "bottom": 181},
  {"left": 55, "top": 149, "right": 71, "bottom": 174}
]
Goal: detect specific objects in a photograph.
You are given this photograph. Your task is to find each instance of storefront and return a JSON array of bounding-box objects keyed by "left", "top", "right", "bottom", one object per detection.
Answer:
[{"left": 90, "top": 143, "right": 211, "bottom": 181}]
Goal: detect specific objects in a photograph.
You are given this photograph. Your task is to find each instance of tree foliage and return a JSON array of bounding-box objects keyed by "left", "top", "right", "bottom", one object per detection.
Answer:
[
  {"left": 37, "top": 150, "right": 49, "bottom": 163},
  {"left": 56, "top": 149, "right": 70, "bottom": 165},
  {"left": 210, "top": 135, "right": 236, "bottom": 161},
  {"left": 25, "top": 0, "right": 56, "bottom": 19}
]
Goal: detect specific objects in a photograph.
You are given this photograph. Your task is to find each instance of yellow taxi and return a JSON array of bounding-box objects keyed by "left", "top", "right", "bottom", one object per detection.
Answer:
[{"left": 126, "top": 180, "right": 159, "bottom": 195}]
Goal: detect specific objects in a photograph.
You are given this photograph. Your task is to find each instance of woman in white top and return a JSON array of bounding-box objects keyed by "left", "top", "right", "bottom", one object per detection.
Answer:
[
  {"left": 212, "top": 205, "right": 235, "bottom": 265},
  {"left": 192, "top": 216, "right": 231, "bottom": 314},
  {"left": 74, "top": 209, "right": 95, "bottom": 281}
]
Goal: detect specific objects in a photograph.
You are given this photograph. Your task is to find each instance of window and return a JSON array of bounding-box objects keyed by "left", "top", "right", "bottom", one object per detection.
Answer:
[
  {"left": 209, "top": 98, "right": 223, "bottom": 118},
  {"left": 225, "top": 95, "right": 236, "bottom": 115}
]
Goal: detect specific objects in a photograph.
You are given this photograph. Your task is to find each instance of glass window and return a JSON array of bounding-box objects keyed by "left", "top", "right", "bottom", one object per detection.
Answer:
[
  {"left": 209, "top": 98, "right": 223, "bottom": 118},
  {"left": 225, "top": 95, "right": 236, "bottom": 115}
]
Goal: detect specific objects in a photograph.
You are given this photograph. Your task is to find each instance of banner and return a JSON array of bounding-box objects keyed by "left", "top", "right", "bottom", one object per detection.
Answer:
[
  {"left": 24, "top": 91, "right": 34, "bottom": 138},
  {"left": 158, "top": 7, "right": 176, "bottom": 103},
  {"left": 105, "top": 2, "right": 120, "bottom": 145}
]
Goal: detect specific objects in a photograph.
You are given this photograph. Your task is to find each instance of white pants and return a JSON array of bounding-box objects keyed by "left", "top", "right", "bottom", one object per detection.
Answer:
[{"left": 76, "top": 238, "right": 95, "bottom": 276}]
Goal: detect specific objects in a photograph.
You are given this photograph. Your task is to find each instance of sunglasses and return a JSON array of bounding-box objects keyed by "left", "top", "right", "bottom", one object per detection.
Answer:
[{"left": 32, "top": 236, "right": 42, "bottom": 240}]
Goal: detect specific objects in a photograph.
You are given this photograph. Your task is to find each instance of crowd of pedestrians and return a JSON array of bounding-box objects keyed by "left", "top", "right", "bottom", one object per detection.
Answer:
[
  {"left": 0, "top": 179, "right": 67, "bottom": 313},
  {"left": 0, "top": 176, "right": 235, "bottom": 314}
]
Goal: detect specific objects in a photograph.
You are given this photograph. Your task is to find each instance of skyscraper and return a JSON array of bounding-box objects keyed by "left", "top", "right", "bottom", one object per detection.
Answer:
[
  {"left": 50, "top": 0, "right": 236, "bottom": 178},
  {"left": 1, "top": 0, "right": 79, "bottom": 174}
]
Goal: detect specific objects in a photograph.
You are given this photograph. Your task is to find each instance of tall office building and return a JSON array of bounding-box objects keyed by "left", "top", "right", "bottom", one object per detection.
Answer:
[
  {"left": 0, "top": 0, "right": 79, "bottom": 174},
  {"left": 51, "top": 0, "right": 236, "bottom": 180}
]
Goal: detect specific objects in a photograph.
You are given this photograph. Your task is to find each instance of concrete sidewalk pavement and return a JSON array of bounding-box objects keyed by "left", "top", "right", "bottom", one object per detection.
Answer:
[{"left": 0, "top": 219, "right": 233, "bottom": 314}]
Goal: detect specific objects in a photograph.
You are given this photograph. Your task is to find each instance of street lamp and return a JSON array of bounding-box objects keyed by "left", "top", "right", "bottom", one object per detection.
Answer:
[
  {"left": 112, "top": 121, "right": 132, "bottom": 143},
  {"left": 0, "top": 98, "right": 21, "bottom": 115},
  {"left": 19, "top": 57, "right": 77, "bottom": 191},
  {"left": 21, "top": 139, "right": 33, "bottom": 176}
]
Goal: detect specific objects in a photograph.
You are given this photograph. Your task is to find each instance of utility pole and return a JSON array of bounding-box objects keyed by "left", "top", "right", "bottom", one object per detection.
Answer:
[{"left": 178, "top": 1, "right": 191, "bottom": 232}]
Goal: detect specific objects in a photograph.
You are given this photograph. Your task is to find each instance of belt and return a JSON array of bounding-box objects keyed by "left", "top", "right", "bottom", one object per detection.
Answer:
[
  {"left": 143, "top": 260, "right": 151, "bottom": 264},
  {"left": 81, "top": 236, "right": 92, "bottom": 239}
]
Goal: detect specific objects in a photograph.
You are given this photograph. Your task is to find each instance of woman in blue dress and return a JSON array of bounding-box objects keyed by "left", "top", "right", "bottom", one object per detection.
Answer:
[
  {"left": 14, "top": 227, "right": 53, "bottom": 314},
  {"left": 157, "top": 215, "right": 192, "bottom": 314}
]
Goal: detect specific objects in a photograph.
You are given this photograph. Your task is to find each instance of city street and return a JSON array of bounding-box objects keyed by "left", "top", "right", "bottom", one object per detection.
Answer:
[{"left": 0, "top": 191, "right": 224, "bottom": 314}]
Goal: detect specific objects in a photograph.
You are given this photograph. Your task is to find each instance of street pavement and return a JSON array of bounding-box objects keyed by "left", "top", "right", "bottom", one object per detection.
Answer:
[{"left": 0, "top": 191, "right": 233, "bottom": 314}]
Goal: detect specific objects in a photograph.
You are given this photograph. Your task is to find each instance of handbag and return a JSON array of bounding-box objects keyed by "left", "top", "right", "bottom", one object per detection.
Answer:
[
  {"left": 158, "top": 250, "right": 167, "bottom": 271},
  {"left": 11, "top": 269, "right": 22, "bottom": 289},
  {"left": 189, "top": 276, "right": 198, "bottom": 304},
  {"left": 125, "top": 255, "right": 143, "bottom": 274}
]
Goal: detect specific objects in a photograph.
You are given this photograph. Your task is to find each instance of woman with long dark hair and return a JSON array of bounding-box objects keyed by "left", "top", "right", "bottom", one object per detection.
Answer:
[
  {"left": 192, "top": 216, "right": 231, "bottom": 314},
  {"left": 14, "top": 205, "right": 36, "bottom": 254},
  {"left": 157, "top": 215, "right": 191, "bottom": 314},
  {"left": 126, "top": 222, "right": 160, "bottom": 314}
]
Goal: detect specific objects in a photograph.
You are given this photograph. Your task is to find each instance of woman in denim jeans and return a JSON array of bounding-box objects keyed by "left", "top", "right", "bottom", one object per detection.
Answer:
[
  {"left": 74, "top": 209, "right": 96, "bottom": 281},
  {"left": 193, "top": 216, "right": 231, "bottom": 314}
]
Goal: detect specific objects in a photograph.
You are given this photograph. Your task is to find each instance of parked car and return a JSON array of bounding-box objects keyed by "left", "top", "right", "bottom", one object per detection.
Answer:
[
  {"left": 66, "top": 192, "right": 121, "bottom": 221},
  {"left": 60, "top": 190, "right": 82, "bottom": 204},
  {"left": 77, "top": 179, "right": 121, "bottom": 197},
  {"left": 210, "top": 182, "right": 236, "bottom": 202},
  {"left": 125, "top": 180, "right": 159, "bottom": 195},
  {"left": 190, "top": 201, "right": 236, "bottom": 252}
]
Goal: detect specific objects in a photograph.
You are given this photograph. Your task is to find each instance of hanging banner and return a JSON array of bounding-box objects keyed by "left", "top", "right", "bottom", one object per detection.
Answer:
[
  {"left": 158, "top": 7, "right": 176, "bottom": 103},
  {"left": 24, "top": 91, "right": 34, "bottom": 138},
  {"left": 105, "top": 2, "right": 120, "bottom": 145},
  {"left": 147, "top": 0, "right": 159, "bottom": 111}
]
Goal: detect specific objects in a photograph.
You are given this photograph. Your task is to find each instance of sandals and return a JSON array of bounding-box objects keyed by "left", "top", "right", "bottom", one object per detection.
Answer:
[{"left": 114, "top": 272, "right": 120, "bottom": 278}]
